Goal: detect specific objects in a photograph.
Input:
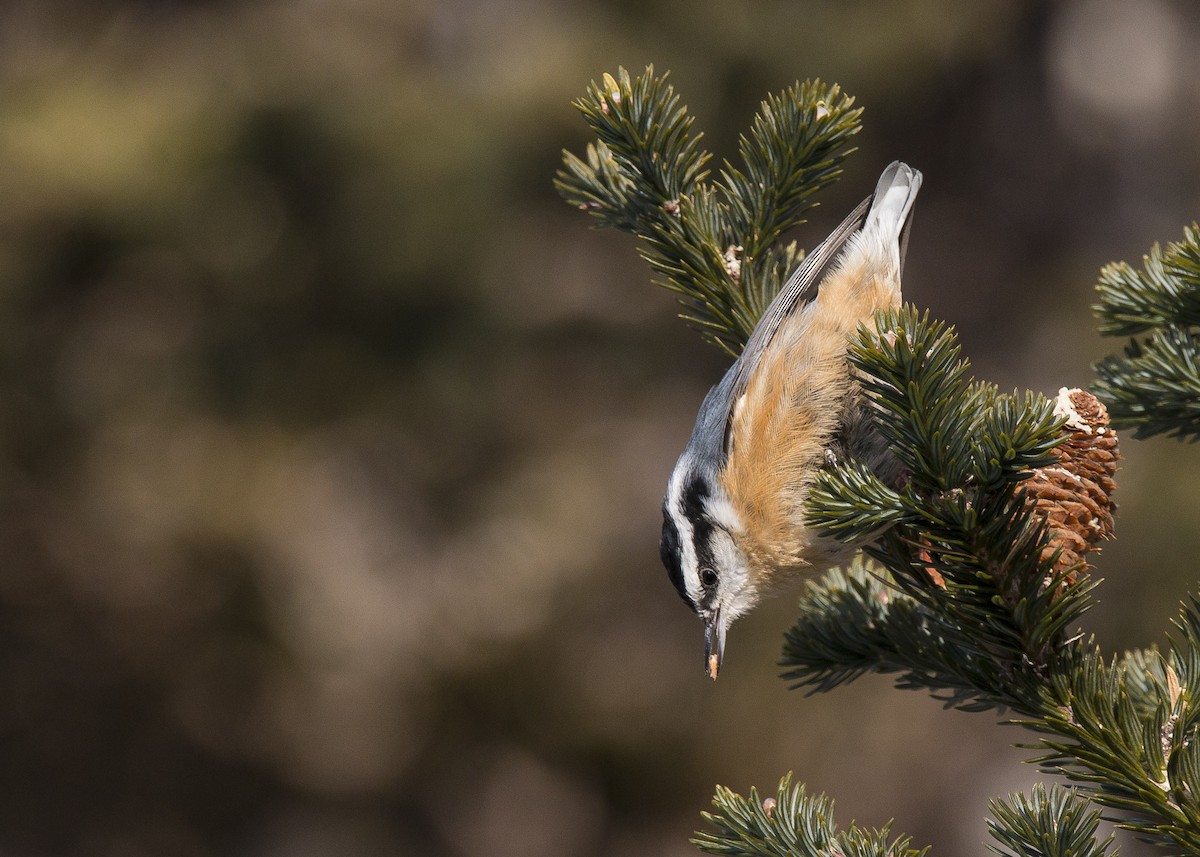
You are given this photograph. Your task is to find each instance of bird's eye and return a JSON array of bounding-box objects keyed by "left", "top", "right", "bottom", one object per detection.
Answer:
[{"left": 700, "top": 567, "right": 718, "bottom": 588}]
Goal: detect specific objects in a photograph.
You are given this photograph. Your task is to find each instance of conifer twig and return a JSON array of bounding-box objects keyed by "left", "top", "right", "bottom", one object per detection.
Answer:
[
  {"left": 1093, "top": 224, "right": 1200, "bottom": 440},
  {"left": 557, "top": 65, "right": 860, "bottom": 354}
]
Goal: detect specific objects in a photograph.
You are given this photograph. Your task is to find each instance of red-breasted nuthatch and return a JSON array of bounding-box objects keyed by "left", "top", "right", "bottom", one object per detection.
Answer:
[{"left": 659, "top": 161, "right": 922, "bottom": 679}]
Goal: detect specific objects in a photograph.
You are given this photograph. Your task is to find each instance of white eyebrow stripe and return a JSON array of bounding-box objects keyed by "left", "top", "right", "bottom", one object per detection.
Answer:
[{"left": 666, "top": 460, "right": 703, "bottom": 606}]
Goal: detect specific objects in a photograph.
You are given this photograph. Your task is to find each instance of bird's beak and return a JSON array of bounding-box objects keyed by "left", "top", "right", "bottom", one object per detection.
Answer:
[{"left": 704, "top": 608, "right": 727, "bottom": 680}]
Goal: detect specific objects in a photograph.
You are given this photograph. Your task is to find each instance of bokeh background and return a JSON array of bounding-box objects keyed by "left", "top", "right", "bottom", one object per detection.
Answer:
[{"left": 3, "top": 1, "right": 1200, "bottom": 855}]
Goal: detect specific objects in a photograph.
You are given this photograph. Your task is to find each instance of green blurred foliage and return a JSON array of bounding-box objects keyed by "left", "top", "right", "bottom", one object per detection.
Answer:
[{"left": 0, "top": 1, "right": 1198, "bottom": 855}]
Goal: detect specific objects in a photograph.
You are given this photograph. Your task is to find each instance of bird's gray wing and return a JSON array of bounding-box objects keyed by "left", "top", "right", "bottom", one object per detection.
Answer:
[
  {"left": 682, "top": 193, "right": 872, "bottom": 471},
  {"left": 730, "top": 194, "right": 872, "bottom": 404}
]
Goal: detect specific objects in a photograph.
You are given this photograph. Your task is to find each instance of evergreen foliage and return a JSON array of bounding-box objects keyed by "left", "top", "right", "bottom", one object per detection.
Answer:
[
  {"left": 560, "top": 68, "right": 1200, "bottom": 857},
  {"left": 556, "top": 66, "right": 861, "bottom": 354},
  {"left": 1094, "top": 225, "right": 1200, "bottom": 440},
  {"left": 986, "top": 785, "right": 1116, "bottom": 857},
  {"left": 694, "top": 774, "right": 926, "bottom": 857},
  {"left": 793, "top": 310, "right": 1085, "bottom": 717}
]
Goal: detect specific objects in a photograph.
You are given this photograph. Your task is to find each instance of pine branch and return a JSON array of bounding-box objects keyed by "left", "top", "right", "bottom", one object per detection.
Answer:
[
  {"left": 556, "top": 66, "right": 861, "bottom": 353},
  {"left": 781, "top": 561, "right": 1093, "bottom": 716},
  {"left": 1011, "top": 600, "right": 1200, "bottom": 851},
  {"left": 693, "top": 773, "right": 927, "bottom": 857},
  {"left": 722, "top": 82, "right": 860, "bottom": 259},
  {"left": 695, "top": 775, "right": 1118, "bottom": 857},
  {"left": 797, "top": 307, "right": 1078, "bottom": 715},
  {"left": 987, "top": 785, "right": 1116, "bottom": 857},
  {"left": 1093, "top": 225, "right": 1200, "bottom": 440},
  {"left": 1095, "top": 229, "right": 1200, "bottom": 336},
  {"left": 785, "top": 306, "right": 1200, "bottom": 849},
  {"left": 1093, "top": 328, "right": 1200, "bottom": 441},
  {"left": 720, "top": 81, "right": 861, "bottom": 321},
  {"left": 843, "top": 308, "right": 1063, "bottom": 495}
]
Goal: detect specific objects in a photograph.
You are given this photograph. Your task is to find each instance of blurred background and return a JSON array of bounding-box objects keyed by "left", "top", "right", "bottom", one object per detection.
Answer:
[{"left": 2, "top": 1, "right": 1200, "bottom": 854}]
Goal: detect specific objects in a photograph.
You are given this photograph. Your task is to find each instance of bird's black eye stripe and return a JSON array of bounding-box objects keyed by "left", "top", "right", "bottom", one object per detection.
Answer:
[
  {"left": 661, "top": 476, "right": 722, "bottom": 612},
  {"left": 660, "top": 507, "right": 692, "bottom": 609},
  {"left": 682, "top": 476, "right": 719, "bottom": 601},
  {"left": 681, "top": 475, "right": 709, "bottom": 522}
]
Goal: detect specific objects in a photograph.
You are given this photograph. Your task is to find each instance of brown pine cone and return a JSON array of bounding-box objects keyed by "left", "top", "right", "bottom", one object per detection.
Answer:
[{"left": 1025, "top": 388, "right": 1119, "bottom": 584}]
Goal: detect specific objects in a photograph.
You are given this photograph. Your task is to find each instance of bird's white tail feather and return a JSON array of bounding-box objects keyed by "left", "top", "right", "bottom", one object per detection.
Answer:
[
  {"left": 865, "top": 161, "right": 921, "bottom": 242},
  {"left": 846, "top": 161, "right": 921, "bottom": 281}
]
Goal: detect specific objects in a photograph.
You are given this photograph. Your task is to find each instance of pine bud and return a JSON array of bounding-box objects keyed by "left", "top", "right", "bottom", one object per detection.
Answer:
[
  {"left": 602, "top": 72, "right": 622, "bottom": 105},
  {"left": 723, "top": 245, "right": 744, "bottom": 283},
  {"left": 1025, "top": 388, "right": 1119, "bottom": 584},
  {"left": 762, "top": 797, "right": 776, "bottom": 818}
]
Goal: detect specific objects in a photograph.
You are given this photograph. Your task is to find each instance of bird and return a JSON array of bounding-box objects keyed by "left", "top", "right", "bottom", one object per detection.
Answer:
[{"left": 659, "top": 161, "right": 922, "bottom": 679}]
